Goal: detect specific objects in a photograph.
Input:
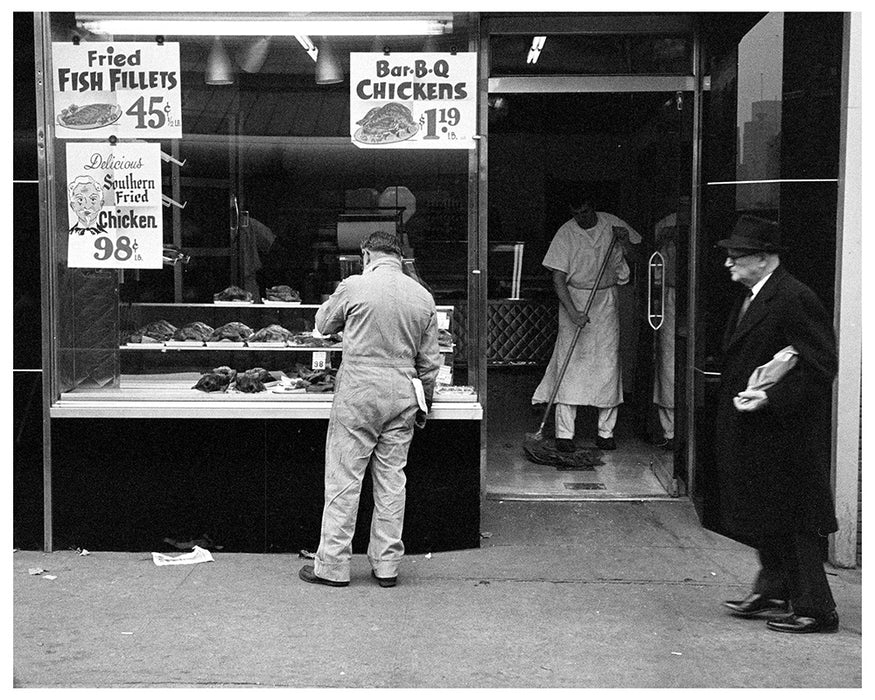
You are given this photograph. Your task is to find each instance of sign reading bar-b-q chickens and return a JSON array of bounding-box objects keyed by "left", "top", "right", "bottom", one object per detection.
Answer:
[
  {"left": 65, "top": 141, "right": 163, "bottom": 269},
  {"left": 350, "top": 52, "right": 476, "bottom": 149}
]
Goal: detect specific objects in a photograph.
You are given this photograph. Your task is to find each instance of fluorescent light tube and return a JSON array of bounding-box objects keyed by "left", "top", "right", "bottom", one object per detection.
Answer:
[{"left": 77, "top": 13, "right": 452, "bottom": 37}]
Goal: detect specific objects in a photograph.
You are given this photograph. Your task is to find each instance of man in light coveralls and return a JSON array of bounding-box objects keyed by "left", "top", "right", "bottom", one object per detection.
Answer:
[{"left": 299, "top": 230, "right": 441, "bottom": 588}]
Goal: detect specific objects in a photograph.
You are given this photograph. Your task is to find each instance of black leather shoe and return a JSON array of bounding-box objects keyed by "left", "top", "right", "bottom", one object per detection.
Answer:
[
  {"left": 595, "top": 436, "right": 617, "bottom": 450},
  {"left": 298, "top": 565, "right": 348, "bottom": 587},
  {"left": 555, "top": 438, "right": 576, "bottom": 453},
  {"left": 723, "top": 593, "right": 790, "bottom": 618},
  {"left": 371, "top": 570, "right": 397, "bottom": 588},
  {"left": 767, "top": 611, "right": 839, "bottom": 634}
]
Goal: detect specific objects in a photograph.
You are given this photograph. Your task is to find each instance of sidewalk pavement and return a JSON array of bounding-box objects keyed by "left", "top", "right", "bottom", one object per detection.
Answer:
[{"left": 12, "top": 499, "right": 862, "bottom": 688}]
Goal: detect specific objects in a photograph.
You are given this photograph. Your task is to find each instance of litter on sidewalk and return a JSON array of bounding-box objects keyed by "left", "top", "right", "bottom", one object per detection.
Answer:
[{"left": 151, "top": 545, "right": 215, "bottom": 567}]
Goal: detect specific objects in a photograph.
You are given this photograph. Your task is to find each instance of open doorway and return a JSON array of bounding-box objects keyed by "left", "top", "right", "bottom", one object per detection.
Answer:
[{"left": 485, "top": 90, "right": 692, "bottom": 500}]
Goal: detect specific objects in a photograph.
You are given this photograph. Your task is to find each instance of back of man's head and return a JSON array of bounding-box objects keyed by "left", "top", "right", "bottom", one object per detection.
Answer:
[
  {"left": 567, "top": 190, "right": 595, "bottom": 210},
  {"left": 361, "top": 230, "right": 403, "bottom": 258}
]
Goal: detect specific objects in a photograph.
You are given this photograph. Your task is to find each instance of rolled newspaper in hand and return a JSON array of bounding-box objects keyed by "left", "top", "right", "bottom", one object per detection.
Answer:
[{"left": 746, "top": 346, "right": 799, "bottom": 392}]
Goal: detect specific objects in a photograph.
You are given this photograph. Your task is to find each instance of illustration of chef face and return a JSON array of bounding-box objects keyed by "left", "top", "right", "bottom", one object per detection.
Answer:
[{"left": 69, "top": 176, "right": 104, "bottom": 228}]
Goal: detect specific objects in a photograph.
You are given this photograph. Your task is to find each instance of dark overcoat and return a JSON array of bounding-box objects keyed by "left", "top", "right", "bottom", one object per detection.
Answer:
[{"left": 708, "top": 265, "right": 838, "bottom": 542}]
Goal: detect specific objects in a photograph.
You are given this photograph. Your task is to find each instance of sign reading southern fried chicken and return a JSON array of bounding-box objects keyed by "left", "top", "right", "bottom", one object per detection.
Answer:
[
  {"left": 65, "top": 141, "right": 163, "bottom": 269},
  {"left": 52, "top": 42, "right": 182, "bottom": 139},
  {"left": 350, "top": 52, "right": 476, "bottom": 149}
]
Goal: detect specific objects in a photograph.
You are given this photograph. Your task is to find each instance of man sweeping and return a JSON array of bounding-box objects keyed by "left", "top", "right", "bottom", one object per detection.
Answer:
[{"left": 532, "top": 190, "right": 641, "bottom": 452}]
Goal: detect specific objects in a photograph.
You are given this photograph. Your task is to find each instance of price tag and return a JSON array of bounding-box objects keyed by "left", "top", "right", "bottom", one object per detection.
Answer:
[
  {"left": 65, "top": 141, "right": 163, "bottom": 268},
  {"left": 437, "top": 311, "right": 450, "bottom": 330},
  {"left": 437, "top": 365, "right": 453, "bottom": 386},
  {"left": 312, "top": 351, "right": 327, "bottom": 370},
  {"left": 349, "top": 52, "right": 476, "bottom": 150},
  {"left": 52, "top": 42, "right": 182, "bottom": 140}
]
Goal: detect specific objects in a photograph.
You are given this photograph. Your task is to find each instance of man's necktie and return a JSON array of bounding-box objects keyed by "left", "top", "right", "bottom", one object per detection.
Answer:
[{"left": 736, "top": 290, "right": 753, "bottom": 327}]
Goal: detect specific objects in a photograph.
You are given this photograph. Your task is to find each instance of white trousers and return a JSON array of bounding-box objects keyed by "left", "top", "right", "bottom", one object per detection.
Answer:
[
  {"left": 657, "top": 405, "right": 674, "bottom": 440},
  {"left": 555, "top": 403, "right": 618, "bottom": 439}
]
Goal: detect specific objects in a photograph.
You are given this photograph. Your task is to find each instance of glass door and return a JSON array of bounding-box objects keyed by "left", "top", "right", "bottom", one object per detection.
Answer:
[
  {"left": 689, "top": 12, "right": 843, "bottom": 524},
  {"left": 485, "top": 89, "right": 693, "bottom": 499}
]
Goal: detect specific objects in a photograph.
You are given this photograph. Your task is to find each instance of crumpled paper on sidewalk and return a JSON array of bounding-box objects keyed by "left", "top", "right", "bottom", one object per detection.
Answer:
[{"left": 151, "top": 545, "right": 215, "bottom": 567}]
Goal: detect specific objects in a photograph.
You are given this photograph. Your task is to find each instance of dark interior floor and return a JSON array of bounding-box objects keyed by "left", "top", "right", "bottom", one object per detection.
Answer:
[{"left": 486, "top": 366, "right": 675, "bottom": 500}]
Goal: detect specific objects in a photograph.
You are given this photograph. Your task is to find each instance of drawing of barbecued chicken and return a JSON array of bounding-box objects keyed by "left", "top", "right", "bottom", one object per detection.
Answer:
[
  {"left": 208, "top": 322, "right": 254, "bottom": 342},
  {"left": 172, "top": 321, "right": 214, "bottom": 342}
]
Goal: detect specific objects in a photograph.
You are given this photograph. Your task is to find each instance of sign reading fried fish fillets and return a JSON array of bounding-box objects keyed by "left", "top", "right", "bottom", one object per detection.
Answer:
[
  {"left": 65, "top": 141, "right": 163, "bottom": 269},
  {"left": 350, "top": 52, "right": 476, "bottom": 149},
  {"left": 52, "top": 42, "right": 181, "bottom": 139}
]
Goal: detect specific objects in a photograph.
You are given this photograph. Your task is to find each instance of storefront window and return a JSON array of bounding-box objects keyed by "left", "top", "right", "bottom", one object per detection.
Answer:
[{"left": 42, "top": 12, "right": 480, "bottom": 409}]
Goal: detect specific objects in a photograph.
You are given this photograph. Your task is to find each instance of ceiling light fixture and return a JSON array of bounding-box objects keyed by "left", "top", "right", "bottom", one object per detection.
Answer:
[
  {"left": 237, "top": 36, "right": 271, "bottom": 73},
  {"left": 76, "top": 12, "right": 453, "bottom": 37},
  {"left": 205, "top": 37, "right": 234, "bottom": 85},
  {"left": 527, "top": 36, "right": 547, "bottom": 64},
  {"left": 314, "top": 37, "right": 343, "bottom": 85}
]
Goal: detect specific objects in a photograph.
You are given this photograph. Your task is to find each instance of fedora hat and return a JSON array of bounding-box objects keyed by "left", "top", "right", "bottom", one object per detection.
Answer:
[{"left": 716, "top": 214, "right": 784, "bottom": 252}]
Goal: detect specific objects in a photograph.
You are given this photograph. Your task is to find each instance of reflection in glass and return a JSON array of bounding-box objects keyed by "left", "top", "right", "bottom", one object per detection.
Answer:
[{"left": 735, "top": 12, "right": 784, "bottom": 212}]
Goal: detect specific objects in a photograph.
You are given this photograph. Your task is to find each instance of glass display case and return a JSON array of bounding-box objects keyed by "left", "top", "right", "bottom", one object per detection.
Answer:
[{"left": 40, "top": 11, "right": 483, "bottom": 419}]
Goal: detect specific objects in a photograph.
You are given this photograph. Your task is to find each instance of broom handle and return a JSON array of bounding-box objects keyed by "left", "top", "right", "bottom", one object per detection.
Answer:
[{"left": 536, "top": 231, "right": 621, "bottom": 433}]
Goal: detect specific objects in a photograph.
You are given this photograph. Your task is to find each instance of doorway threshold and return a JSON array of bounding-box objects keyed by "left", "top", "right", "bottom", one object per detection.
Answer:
[{"left": 486, "top": 491, "right": 684, "bottom": 502}]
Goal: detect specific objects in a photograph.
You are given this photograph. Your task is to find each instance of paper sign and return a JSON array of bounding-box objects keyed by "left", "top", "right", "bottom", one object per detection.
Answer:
[
  {"left": 52, "top": 41, "right": 182, "bottom": 139},
  {"left": 312, "top": 351, "right": 328, "bottom": 370},
  {"left": 65, "top": 141, "right": 163, "bottom": 269},
  {"left": 350, "top": 52, "right": 476, "bottom": 149}
]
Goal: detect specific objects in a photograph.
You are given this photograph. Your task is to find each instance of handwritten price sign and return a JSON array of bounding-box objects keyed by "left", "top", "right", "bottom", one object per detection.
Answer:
[
  {"left": 52, "top": 42, "right": 182, "bottom": 139},
  {"left": 65, "top": 141, "right": 163, "bottom": 269},
  {"left": 349, "top": 52, "right": 476, "bottom": 149}
]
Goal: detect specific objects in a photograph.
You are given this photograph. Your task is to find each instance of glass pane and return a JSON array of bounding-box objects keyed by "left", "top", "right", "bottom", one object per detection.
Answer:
[
  {"left": 45, "top": 12, "right": 474, "bottom": 399},
  {"left": 490, "top": 33, "right": 692, "bottom": 76}
]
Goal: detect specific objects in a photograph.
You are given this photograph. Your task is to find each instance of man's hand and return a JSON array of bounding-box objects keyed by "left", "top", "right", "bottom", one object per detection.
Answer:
[
  {"left": 733, "top": 390, "right": 769, "bottom": 412},
  {"left": 611, "top": 226, "right": 630, "bottom": 243},
  {"left": 569, "top": 310, "right": 590, "bottom": 327},
  {"left": 414, "top": 410, "right": 427, "bottom": 430}
]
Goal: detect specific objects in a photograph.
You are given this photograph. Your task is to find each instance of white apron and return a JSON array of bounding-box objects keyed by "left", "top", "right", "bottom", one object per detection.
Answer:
[{"left": 532, "top": 285, "right": 623, "bottom": 408}]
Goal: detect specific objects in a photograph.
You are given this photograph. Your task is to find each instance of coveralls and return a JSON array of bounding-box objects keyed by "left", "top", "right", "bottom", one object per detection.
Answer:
[
  {"left": 313, "top": 256, "right": 441, "bottom": 583},
  {"left": 532, "top": 212, "right": 641, "bottom": 440}
]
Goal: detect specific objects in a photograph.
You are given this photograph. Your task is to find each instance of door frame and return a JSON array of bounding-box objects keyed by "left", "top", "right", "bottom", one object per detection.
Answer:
[{"left": 479, "top": 18, "right": 706, "bottom": 498}]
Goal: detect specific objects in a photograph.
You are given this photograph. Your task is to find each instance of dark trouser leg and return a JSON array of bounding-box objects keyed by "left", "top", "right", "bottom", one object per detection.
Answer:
[
  {"left": 754, "top": 533, "right": 836, "bottom": 616},
  {"left": 752, "top": 540, "right": 791, "bottom": 599},
  {"left": 787, "top": 532, "right": 836, "bottom": 617}
]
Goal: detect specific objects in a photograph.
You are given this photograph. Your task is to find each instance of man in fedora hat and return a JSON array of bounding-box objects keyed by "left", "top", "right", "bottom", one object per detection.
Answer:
[{"left": 708, "top": 214, "right": 840, "bottom": 634}]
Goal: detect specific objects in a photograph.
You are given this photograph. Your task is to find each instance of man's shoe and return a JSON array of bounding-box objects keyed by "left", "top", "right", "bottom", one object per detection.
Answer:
[
  {"left": 656, "top": 437, "right": 674, "bottom": 450},
  {"left": 371, "top": 570, "right": 397, "bottom": 588},
  {"left": 554, "top": 438, "right": 577, "bottom": 453},
  {"left": 767, "top": 611, "right": 839, "bottom": 634},
  {"left": 298, "top": 565, "right": 348, "bottom": 587},
  {"left": 595, "top": 436, "right": 617, "bottom": 451},
  {"left": 723, "top": 593, "right": 790, "bottom": 619}
]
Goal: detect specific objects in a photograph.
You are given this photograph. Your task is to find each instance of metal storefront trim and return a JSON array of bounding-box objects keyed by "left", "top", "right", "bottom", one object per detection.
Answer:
[
  {"left": 50, "top": 400, "right": 483, "bottom": 420},
  {"left": 488, "top": 75, "right": 696, "bottom": 94}
]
